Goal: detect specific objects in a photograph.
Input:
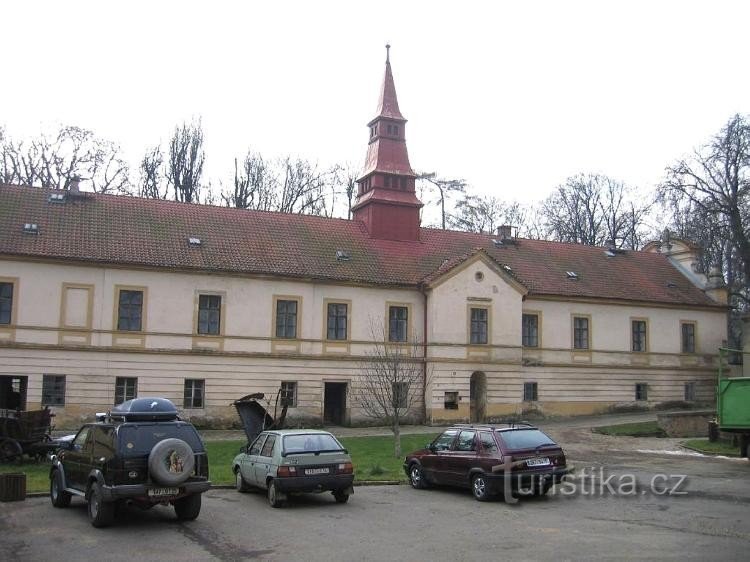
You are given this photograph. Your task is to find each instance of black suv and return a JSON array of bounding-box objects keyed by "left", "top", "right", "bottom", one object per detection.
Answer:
[{"left": 49, "top": 397, "right": 211, "bottom": 527}]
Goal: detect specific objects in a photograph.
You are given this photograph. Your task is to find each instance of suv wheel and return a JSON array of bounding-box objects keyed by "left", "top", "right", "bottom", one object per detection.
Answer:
[
  {"left": 235, "top": 469, "right": 250, "bottom": 493},
  {"left": 88, "top": 483, "right": 115, "bottom": 527},
  {"left": 50, "top": 470, "right": 72, "bottom": 508},
  {"left": 267, "top": 479, "right": 282, "bottom": 508},
  {"left": 409, "top": 463, "right": 428, "bottom": 489},
  {"left": 333, "top": 490, "right": 349, "bottom": 504},
  {"left": 472, "top": 474, "right": 491, "bottom": 502},
  {"left": 174, "top": 493, "right": 202, "bottom": 521}
]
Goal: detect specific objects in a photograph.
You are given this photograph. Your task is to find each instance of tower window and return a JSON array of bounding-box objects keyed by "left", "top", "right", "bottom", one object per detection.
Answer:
[
  {"left": 400, "top": 177, "right": 407, "bottom": 189},
  {"left": 384, "top": 175, "right": 391, "bottom": 187},
  {"left": 394, "top": 125, "right": 399, "bottom": 136},
  {"left": 387, "top": 124, "right": 393, "bottom": 135}
]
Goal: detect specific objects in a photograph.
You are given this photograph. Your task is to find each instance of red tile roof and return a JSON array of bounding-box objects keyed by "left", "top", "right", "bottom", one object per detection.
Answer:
[{"left": 0, "top": 185, "right": 721, "bottom": 308}]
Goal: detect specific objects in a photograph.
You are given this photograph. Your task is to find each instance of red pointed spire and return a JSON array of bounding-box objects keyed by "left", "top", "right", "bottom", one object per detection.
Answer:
[
  {"left": 352, "top": 46, "right": 423, "bottom": 242},
  {"left": 375, "top": 44, "right": 405, "bottom": 121}
]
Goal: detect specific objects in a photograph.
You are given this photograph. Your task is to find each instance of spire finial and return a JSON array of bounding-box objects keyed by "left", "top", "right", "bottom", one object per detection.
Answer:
[{"left": 386, "top": 43, "right": 390, "bottom": 63}]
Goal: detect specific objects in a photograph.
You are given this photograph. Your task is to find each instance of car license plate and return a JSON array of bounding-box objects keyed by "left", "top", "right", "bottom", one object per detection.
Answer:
[
  {"left": 526, "top": 457, "right": 550, "bottom": 467},
  {"left": 305, "top": 468, "right": 330, "bottom": 475},
  {"left": 148, "top": 487, "right": 180, "bottom": 497}
]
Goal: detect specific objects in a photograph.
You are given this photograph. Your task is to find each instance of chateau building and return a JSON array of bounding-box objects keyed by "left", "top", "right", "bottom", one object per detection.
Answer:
[{"left": 0, "top": 50, "right": 728, "bottom": 428}]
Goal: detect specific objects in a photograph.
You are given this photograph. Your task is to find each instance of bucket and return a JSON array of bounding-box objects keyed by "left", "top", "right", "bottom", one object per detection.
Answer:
[{"left": 0, "top": 473, "right": 27, "bottom": 502}]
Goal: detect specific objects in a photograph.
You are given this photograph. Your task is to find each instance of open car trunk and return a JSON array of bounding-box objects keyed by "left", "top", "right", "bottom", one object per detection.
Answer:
[{"left": 233, "top": 393, "right": 287, "bottom": 444}]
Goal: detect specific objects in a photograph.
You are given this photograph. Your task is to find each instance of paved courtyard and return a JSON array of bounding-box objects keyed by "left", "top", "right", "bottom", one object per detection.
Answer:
[{"left": 2, "top": 419, "right": 749, "bottom": 561}]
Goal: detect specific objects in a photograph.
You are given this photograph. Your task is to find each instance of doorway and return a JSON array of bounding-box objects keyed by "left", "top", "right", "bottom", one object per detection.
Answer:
[
  {"left": 0, "top": 376, "right": 28, "bottom": 411},
  {"left": 324, "top": 382, "right": 348, "bottom": 425},
  {"left": 469, "top": 372, "right": 486, "bottom": 423}
]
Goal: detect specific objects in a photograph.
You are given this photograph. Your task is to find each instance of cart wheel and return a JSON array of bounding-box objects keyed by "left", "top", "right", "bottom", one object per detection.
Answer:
[{"left": 0, "top": 438, "right": 23, "bottom": 462}]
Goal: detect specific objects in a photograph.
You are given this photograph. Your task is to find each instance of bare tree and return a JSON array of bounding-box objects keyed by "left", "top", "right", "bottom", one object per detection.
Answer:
[
  {"left": 0, "top": 125, "right": 130, "bottom": 193},
  {"left": 541, "top": 173, "right": 651, "bottom": 249},
  {"left": 417, "top": 172, "right": 466, "bottom": 229},
  {"left": 139, "top": 146, "right": 166, "bottom": 199},
  {"left": 353, "top": 321, "right": 428, "bottom": 458},
  {"left": 450, "top": 193, "right": 528, "bottom": 234},
  {"left": 222, "top": 151, "right": 277, "bottom": 210},
  {"left": 168, "top": 119, "right": 205, "bottom": 203},
  {"left": 277, "top": 156, "right": 330, "bottom": 214}
]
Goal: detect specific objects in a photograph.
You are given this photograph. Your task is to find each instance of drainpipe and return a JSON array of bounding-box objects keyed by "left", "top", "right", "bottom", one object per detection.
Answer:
[{"left": 420, "top": 284, "right": 429, "bottom": 424}]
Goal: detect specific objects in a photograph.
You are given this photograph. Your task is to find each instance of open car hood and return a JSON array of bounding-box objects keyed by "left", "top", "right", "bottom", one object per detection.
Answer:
[{"left": 232, "top": 393, "right": 287, "bottom": 444}]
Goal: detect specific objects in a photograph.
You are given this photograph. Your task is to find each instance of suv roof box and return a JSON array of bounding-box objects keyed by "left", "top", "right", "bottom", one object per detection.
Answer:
[{"left": 109, "top": 397, "right": 179, "bottom": 422}]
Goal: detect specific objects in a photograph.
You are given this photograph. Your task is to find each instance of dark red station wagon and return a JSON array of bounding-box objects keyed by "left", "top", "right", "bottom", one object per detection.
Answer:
[{"left": 403, "top": 423, "right": 570, "bottom": 501}]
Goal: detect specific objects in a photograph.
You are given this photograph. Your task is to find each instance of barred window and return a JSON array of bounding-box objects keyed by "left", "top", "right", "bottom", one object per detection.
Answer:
[
  {"left": 444, "top": 391, "right": 459, "bottom": 410},
  {"left": 632, "top": 320, "right": 647, "bottom": 352},
  {"left": 198, "top": 295, "right": 221, "bottom": 335},
  {"left": 523, "top": 382, "right": 538, "bottom": 402},
  {"left": 42, "top": 375, "right": 66, "bottom": 406},
  {"left": 114, "top": 377, "right": 137, "bottom": 405},
  {"left": 184, "top": 379, "right": 205, "bottom": 409},
  {"left": 573, "top": 317, "right": 589, "bottom": 350},
  {"left": 470, "top": 308, "right": 488, "bottom": 345},
  {"left": 392, "top": 382, "right": 409, "bottom": 409},
  {"left": 684, "top": 382, "right": 696, "bottom": 401},
  {"left": 635, "top": 383, "right": 648, "bottom": 401},
  {"left": 117, "top": 290, "right": 143, "bottom": 331},
  {"left": 276, "top": 300, "right": 298, "bottom": 339},
  {"left": 327, "top": 303, "right": 348, "bottom": 340},
  {"left": 681, "top": 323, "right": 696, "bottom": 353},
  {"left": 0, "top": 282, "right": 13, "bottom": 325},
  {"left": 388, "top": 306, "right": 408, "bottom": 342},
  {"left": 522, "top": 314, "right": 539, "bottom": 347},
  {"left": 280, "top": 381, "right": 297, "bottom": 407}
]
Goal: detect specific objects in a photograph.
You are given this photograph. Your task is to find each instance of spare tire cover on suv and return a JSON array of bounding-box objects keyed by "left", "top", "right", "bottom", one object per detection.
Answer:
[{"left": 148, "top": 438, "right": 195, "bottom": 486}]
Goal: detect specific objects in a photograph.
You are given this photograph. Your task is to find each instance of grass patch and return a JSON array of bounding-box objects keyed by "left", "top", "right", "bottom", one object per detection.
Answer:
[
  {"left": 1, "top": 433, "right": 437, "bottom": 494},
  {"left": 682, "top": 439, "right": 741, "bottom": 457},
  {"left": 592, "top": 420, "right": 666, "bottom": 438}
]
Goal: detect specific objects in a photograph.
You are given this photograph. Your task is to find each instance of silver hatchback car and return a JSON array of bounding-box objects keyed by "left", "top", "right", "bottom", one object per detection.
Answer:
[{"left": 232, "top": 429, "right": 354, "bottom": 507}]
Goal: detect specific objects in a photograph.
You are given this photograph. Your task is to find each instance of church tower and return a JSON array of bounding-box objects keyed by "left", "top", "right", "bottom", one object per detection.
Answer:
[{"left": 352, "top": 46, "right": 423, "bottom": 241}]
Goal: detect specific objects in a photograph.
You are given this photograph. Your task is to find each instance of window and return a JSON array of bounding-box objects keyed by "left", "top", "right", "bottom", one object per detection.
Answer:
[
  {"left": 573, "top": 316, "right": 589, "bottom": 350},
  {"left": 392, "top": 382, "right": 408, "bottom": 409},
  {"left": 42, "top": 375, "right": 66, "bottom": 406},
  {"left": 681, "top": 322, "right": 696, "bottom": 353},
  {"left": 117, "top": 290, "right": 143, "bottom": 331},
  {"left": 276, "top": 299, "right": 298, "bottom": 339},
  {"left": 444, "top": 391, "right": 459, "bottom": 410},
  {"left": 388, "top": 306, "right": 408, "bottom": 342},
  {"left": 523, "top": 382, "right": 538, "bottom": 402},
  {"left": 260, "top": 434, "right": 277, "bottom": 457},
  {"left": 394, "top": 125, "right": 399, "bottom": 136},
  {"left": 249, "top": 434, "right": 266, "bottom": 455},
  {"left": 400, "top": 177, "right": 407, "bottom": 189},
  {"left": 387, "top": 124, "right": 393, "bottom": 135},
  {"left": 684, "top": 382, "right": 696, "bottom": 401},
  {"left": 470, "top": 307, "right": 488, "bottom": 345},
  {"left": 327, "top": 303, "right": 348, "bottom": 340},
  {"left": 455, "top": 430, "right": 476, "bottom": 451},
  {"left": 114, "top": 377, "right": 137, "bottom": 405},
  {"left": 0, "top": 282, "right": 13, "bottom": 325},
  {"left": 635, "top": 383, "right": 648, "bottom": 401},
  {"left": 522, "top": 314, "right": 539, "bottom": 348},
  {"left": 432, "top": 429, "right": 458, "bottom": 451},
  {"left": 280, "top": 381, "right": 297, "bottom": 407},
  {"left": 632, "top": 320, "right": 647, "bottom": 352},
  {"left": 198, "top": 294, "right": 221, "bottom": 335},
  {"left": 183, "top": 379, "right": 205, "bottom": 409},
  {"left": 384, "top": 175, "right": 391, "bottom": 187},
  {"left": 479, "top": 431, "right": 498, "bottom": 453}
]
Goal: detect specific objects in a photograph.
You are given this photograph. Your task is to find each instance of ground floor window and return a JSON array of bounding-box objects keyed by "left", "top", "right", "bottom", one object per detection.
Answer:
[
  {"left": 523, "top": 382, "right": 538, "bottom": 402},
  {"left": 392, "top": 382, "right": 408, "bottom": 408},
  {"left": 684, "top": 382, "right": 696, "bottom": 401},
  {"left": 42, "top": 375, "right": 66, "bottom": 406},
  {"left": 635, "top": 383, "right": 648, "bottom": 401},
  {"left": 444, "top": 391, "right": 459, "bottom": 410},
  {"left": 115, "top": 377, "right": 137, "bottom": 405},
  {"left": 280, "top": 381, "right": 297, "bottom": 407},
  {"left": 184, "top": 379, "right": 205, "bottom": 409}
]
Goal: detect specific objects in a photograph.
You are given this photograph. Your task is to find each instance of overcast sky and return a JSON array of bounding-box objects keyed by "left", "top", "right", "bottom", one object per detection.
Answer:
[{"left": 2, "top": 0, "right": 749, "bottom": 205}]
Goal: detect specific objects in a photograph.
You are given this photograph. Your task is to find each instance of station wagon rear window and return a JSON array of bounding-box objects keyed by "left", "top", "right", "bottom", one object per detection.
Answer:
[
  {"left": 496, "top": 429, "right": 555, "bottom": 450},
  {"left": 282, "top": 433, "right": 344, "bottom": 454},
  {"left": 118, "top": 424, "right": 203, "bottom": 455}
]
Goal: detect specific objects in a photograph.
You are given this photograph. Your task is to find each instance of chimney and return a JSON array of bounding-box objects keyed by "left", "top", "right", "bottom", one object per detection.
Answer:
[
  {"left": 497, "top": 225, "right": 513, "bottom": 240},
  {"left": 705, "top": 265, "right": 728, "bottom": 305},
  {"left": 68, "top": 176, "right": 81, "bottom": 193}
]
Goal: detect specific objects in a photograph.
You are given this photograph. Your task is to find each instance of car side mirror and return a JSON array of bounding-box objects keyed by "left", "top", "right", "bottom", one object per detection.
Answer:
[{"left": 427, "top": 443, "right": 435, "bottom": 452}]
